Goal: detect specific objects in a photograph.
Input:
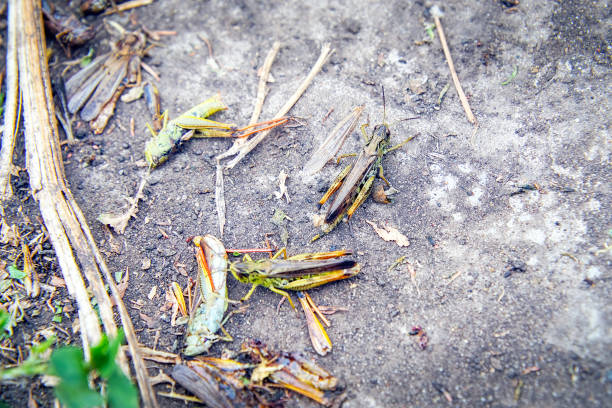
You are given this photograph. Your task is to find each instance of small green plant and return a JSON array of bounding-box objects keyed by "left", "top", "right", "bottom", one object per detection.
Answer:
[
  {"left": 0, "top": 334, "right": 54, "bottom": 380},
  {"left": 0, "top": 331, "right": 138, "bottom": 408}
]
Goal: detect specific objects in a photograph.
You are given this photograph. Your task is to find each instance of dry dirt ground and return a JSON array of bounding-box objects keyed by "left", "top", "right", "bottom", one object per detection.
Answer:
[{"left": 1, "top": 0, "right": 611, "bottom": 407}]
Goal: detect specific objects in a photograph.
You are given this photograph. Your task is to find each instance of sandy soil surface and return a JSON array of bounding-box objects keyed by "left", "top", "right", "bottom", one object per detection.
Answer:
[{"left": 1, "top": 0, "right": 610, "bottom": 406}]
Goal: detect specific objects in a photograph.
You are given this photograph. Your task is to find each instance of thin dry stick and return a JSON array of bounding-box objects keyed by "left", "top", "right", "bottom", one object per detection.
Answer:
[
  {"left": 214, "top": 43, "right": 333, "bottom": 235},
  {"left": 214, "top": 41, "right": 281, "bottom": 235},
  {"left": 214, "top": 163, "right": 225, "bottom": 235},
  {"left": 0, "top": 0, "right": 20, "bottom": 199},
  {"left": 250, "top": 41, "right": 281, "bottom": 125},
  {"left": 224, "top": 43, "right": 334, "bottom": 169},
  {"left": 216, "top": 41, "right": 283, "bottom": 163},
  {"left": 103, "top": 0, "right": 153, "bottom": 15},
  {"left": 17, "top": 1, "right": 157, "bottom": 406},
  {"left": 434, "top": 16, "right": 477, "bottom": 125},
  {"left": 197, "top": 34, "right": 223, "bottom": 72}
]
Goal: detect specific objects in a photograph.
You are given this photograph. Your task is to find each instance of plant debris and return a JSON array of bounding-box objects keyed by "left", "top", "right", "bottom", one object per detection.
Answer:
[
  {"left": 273, "top": 169, "right": 291, "bottom": 203},
  {"left": 504, "top": 259, "right": 527, "bottom": 278},
  {"left": 409, "top": 325, "right": 429, "bottom": 350},
  {"left": 501, "top": 65, "right": 518, "bottom": 85},
  {"left": 271, "top": 208, "right": 291, "bottom": 246},
  {"left": 171, "top": 339, "right": 343, "bottom": 407},
  {"left": 98, "top": 170, "right": 149, "bottom": 234},
  {"left": 365, "top": 220, "right": 410, "bottom": 247}
]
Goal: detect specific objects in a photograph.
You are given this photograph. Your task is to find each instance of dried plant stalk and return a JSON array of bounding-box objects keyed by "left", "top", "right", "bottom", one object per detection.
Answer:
[
  {"left": 224, "top": 43, "right": 334, "bottom": 169},
  {"left": 0, "top": 0, "right": 20, "bottom": 199},
  {"left": 214, "top": 43, "right": 334, "bottom": 234},
  {"left": 15, "top": 0, "right": 157, "bottom": 406},
  {"left": 433, "top": 16, "right": 477, "bottom": 125},
  {"left": 249, "top": 41, "right": 281, "bottom": 125}
]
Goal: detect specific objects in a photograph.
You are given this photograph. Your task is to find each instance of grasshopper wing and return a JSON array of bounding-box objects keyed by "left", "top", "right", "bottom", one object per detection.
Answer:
[{"left": 303, "top": 105, "right": 364, "bottom": 175}]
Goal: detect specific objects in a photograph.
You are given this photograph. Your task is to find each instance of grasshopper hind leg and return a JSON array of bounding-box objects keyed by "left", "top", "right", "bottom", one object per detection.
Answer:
[
  {"left": 241, "top": 283, "right": 259, "bottom": 301},
  {"left": 268, "top": 286, "right": 295, "bottom": 309},
  {"left": 347, "top": 175, "right": 375, "bottom": 219},
  {"left": 317, "top": 164, "right": 353, "bottom": 208}
]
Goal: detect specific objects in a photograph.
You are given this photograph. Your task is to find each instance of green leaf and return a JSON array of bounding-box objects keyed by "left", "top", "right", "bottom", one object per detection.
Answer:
[
  {"left": 0, "top": 91, "right": 5, "bottom": 117},
  {"left": 80, "top": 48, "right": 95, "bottom": 68},
  {"left": 0, "top": 338, "right": 55, "bottom": 380},
  {"left": 49, "top": 347, "right": 89, "bottom": 386},
  {"left": 54, "top": 382, "right": 104, "bottom": 408},
  {"left": 49, "top": 346, "right": 103, "bottom": 408},
  {"left": 0, "top": 354, "right": 47, "bottom": 379},
  {"left": 106, "top": 367, "right": 138, "bottom": 408},
  {"left": 501, "top": 65, "right": 519, "bottom": 85},
  {"left": 0, "top": 310, "right": 11, "bottom": 333},
  {"left": 90, "top": 330, "right": 123, "bottom": 378},
  {"left": 7, "top": 264, "right": 26, "bottom": 279},
  {"left": 31, "top": 336, "right": 56, "bottom": 354},
  {"left": 52, "top": 314, "right": 63, "bottom": 323},
  {"left": 0, "top": 309, "right": 15, "bottom": 339},
  {"left": 425, "top": 24, "right": 436, "bottom": 40}
]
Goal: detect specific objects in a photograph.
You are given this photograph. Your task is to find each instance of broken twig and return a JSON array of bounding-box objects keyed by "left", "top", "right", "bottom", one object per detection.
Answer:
[
  {"left": 214, "top": 42, "right": 333, "bottom": 235},
  {"left": 432, "top": 12, "right": 477, "bottom": 125},
  {"left": 250, "top": 41, "right": 281, "bottom": 125},
  {"left": 222, "top": 43, "right": 334, "bottom": 170}
]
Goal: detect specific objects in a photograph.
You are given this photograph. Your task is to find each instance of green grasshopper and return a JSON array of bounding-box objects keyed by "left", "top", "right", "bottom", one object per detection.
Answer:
[
  {"left": 229, "top": 249, "right": 360, "bottom": 310},
  {"left": 184, "top": 235, "right": 231, "bottom": 356},
  {"left": 312, "top": 98, "right": 417, "bottom": 241},
  {"left": 144, "top": 93, "right": 288, "bottom": 167}
]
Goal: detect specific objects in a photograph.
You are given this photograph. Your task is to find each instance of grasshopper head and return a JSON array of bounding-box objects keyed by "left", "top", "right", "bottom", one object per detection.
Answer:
[{"left": 372, "top": 124, "right": 391, "bottom": 145}]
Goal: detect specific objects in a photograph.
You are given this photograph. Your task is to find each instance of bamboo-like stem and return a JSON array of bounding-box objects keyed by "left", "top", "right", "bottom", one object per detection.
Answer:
[
  {"left": 0, "top": 0, "right": 20, "bottom": 199},
  {"left": 16, "top": 1, "right": 157, "bottom": 406}
]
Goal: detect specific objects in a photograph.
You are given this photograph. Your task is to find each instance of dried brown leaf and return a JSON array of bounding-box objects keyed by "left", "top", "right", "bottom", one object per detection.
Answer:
[
  {"left": 98, "top": 171, "right": 148, "bottom": 234},
  {"left": 365, "top": 220, "right": 410, "bottom": 247},
  {"left": 98, "top": 211, "right": 133, "bottom": 234}
]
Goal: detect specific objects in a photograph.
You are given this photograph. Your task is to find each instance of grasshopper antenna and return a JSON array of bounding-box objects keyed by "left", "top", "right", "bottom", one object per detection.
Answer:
[
  {"left": 389, "top": 116, "right": 419, "bottom": 128},
  {"left": 382, "top": 86, "right": 387, "bottom": 125}
]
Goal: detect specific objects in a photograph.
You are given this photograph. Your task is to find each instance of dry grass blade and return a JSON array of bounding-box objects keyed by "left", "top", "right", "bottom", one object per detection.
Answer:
[
  {"left": 250, "top": 41, "right": 281, "bottom": 125},
  {"left": 224, "top": 43, "right": 334, "bottom": 170},
  {"left": 215, "top": 164, "right": 225, "bottom": 235},
  {"left": 0, "top": 0, "right": 20, "bottom": 199},
  {"left": 15, "top": 1, "right": 157, "bottom": 406},
  {"left": 433, "top": 15, "right": 477, "bottom": 125},
  {"left": 214, "top": 43, "right": 333, "bottom": 234}
]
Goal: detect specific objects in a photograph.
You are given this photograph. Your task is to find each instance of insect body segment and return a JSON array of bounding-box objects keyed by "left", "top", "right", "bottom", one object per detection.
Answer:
[
  {"left": 144, "top": 94, "right": 289, "bottom": 167},
  {"left": 184, "top": 235, "right": 230, "bottom": 356},
  {"left": 144, "top": 94, "right": 229, "bottom": 167},
  {"left": 229, "top": 249, "right": 360, "bottom": 309},
  {"left": 313, "top": 121, "right": 416, "bottom": 241}
]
